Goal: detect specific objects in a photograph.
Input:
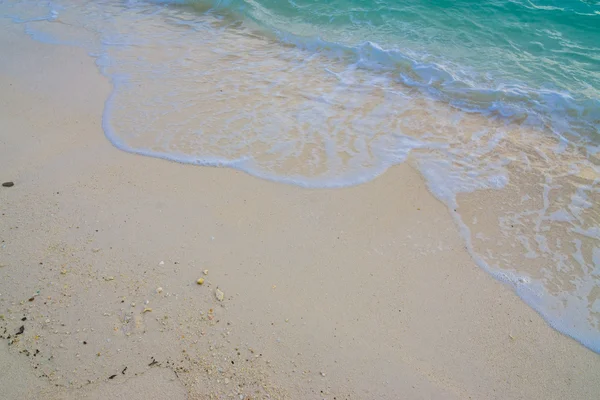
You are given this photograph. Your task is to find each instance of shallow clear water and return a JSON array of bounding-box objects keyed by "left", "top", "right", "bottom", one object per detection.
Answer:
[
  {"left": 184, "top": 0, "right": 600, "bottom": 139},
  {"left": 1, "top": 0, "right": 600, "bottom": 353}
]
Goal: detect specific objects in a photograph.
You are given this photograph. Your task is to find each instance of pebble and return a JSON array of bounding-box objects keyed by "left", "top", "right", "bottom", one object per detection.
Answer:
[
  {"left": 159, "top": 261, "right": 165, "bottom": 266},
  {"left": 203, "top": 269, "right": 209, "bottom": 275},
  {"left": 156, "top": 287, "right": 163, "bottom": 294},
  {"left": 197, "top": 278, "right": 205, "bottom": 285},
  {"left": 216, "top": 288, "right": 224, "bottom": 302},
  {"left": 2, "top": 182, "right": 14, "bottom": 187}
]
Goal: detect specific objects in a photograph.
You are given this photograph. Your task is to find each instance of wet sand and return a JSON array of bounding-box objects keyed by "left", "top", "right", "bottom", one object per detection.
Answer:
[{"left": 1, "top": 20, "right": 600, "bottom": 400}]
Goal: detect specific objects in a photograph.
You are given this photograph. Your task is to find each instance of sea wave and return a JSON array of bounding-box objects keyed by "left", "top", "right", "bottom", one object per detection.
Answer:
[{"left": 161, "top": 0, "right": 600, "bottom": 144}]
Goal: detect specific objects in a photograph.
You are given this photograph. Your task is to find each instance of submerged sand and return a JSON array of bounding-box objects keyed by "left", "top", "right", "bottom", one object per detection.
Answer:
[{"left": 1, "top": 20, "right": 600, "bottom": 400}]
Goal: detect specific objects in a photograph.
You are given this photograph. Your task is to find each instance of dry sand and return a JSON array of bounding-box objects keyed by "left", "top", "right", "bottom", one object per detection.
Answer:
[{"left": 1, "top": 20, "right": 600, "bottom": 400}]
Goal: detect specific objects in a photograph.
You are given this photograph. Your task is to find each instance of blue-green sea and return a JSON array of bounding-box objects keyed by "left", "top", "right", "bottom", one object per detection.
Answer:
[
  {"left": 1, "top": 0, "right": 600, "bottom": 353},
  {"left": 190, "top": 0, "right": 600, "bottom": 137}
]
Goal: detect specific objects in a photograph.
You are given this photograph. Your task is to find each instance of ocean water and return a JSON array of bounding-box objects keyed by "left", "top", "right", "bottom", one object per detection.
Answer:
[{"left": 1, "top": 0, "right": 599, "bottom": 352}]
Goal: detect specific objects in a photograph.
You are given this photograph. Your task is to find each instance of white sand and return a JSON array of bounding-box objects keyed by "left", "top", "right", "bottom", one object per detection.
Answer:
[{"left": 1, "top": 21, "right": 600, "bottom": 400}]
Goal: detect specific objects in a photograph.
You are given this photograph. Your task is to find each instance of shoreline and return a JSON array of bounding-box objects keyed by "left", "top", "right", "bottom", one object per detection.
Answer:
[
  {"left": 1, "top": 18, "right": 600, "bottom": 400},
  {"left": 7, "top": 0, "right": 600, "bottom": 352}
]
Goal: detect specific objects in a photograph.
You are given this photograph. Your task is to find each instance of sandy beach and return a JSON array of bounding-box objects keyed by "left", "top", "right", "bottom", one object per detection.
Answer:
[{"left": 1, "top": 18, "right": 600, "bottom": 400}]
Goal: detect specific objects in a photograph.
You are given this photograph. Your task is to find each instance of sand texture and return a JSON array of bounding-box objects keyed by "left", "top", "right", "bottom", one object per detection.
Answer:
[{"left": 1, "top": 21, "right": 600, "bottom": 400}]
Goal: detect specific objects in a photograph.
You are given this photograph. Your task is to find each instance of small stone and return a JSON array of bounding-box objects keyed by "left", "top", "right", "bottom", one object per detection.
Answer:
[
  {"left": 156, "top": 287, "right": 163, "bottom": 294},
  {"left": 142, "top": 308, "right": 152, "bottom": 313},
  {"left": 203, "top": 269, "right": 209, "bottom": 275},
  {"left": 215, "top": 288, "right": 224, "bottom": 302},
  {"left": 104, "top": 276, "right": 114, "bottom": 281},
  {"left": 159, "top": 261, "right": 165, "bottom": 266},
  {"left": 320, "top": 371, "right": 326, "bottom": 377},
  {"left": 2, "top": 182, "right": 14, "bottom": 187},
  {"left": 197, "top": 278, "right": 205, "bottom": 285}
]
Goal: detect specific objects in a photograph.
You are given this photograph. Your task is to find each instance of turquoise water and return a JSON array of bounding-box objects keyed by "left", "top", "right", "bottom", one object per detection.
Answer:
[
  {"left": 179, "top": 0, "right": 600, "bottom": 139},
  {"left": 1, "top": 0, "right": 600, "bottom": 353}
]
